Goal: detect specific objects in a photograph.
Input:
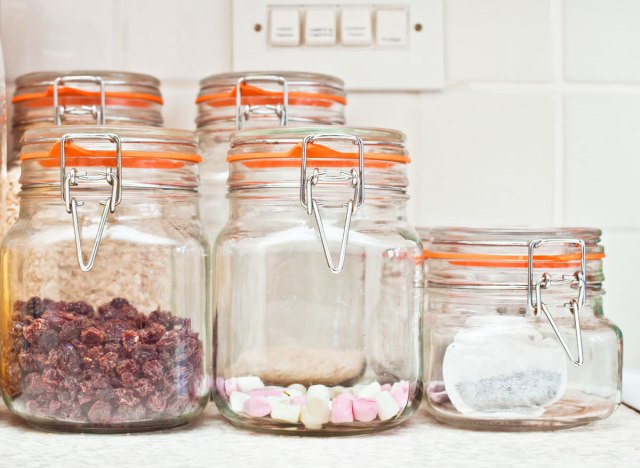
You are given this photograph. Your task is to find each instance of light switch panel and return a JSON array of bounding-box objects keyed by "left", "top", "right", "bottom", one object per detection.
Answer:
[{"left": 232, "top": 0, "right": 444, "bottom": 90}]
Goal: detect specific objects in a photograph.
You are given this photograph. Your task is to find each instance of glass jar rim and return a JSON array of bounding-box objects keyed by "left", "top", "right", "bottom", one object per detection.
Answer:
[
  {"left": 13, "top": 70, "right": 163, "bottom": 104},
  {"left": 198, "top": 70, "right": 345, "bottom": 94}
]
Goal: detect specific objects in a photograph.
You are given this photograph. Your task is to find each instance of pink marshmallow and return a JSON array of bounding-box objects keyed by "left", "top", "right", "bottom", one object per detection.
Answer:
[
  {"left": 243, "top": 396, "right": 271, "bottom": 417},
  {"left": 381, "top": 383, "right": 392, "bottom": 392},
  {"left": 353, "top": 398, "right": 378, "bottom": 422},
  {"left": 331, "top": 394, "right": 354, "bottom": 424},
  {"left": 391, "top": 387, "right": 409, "bottom": 408},
  {"left": 292, "top": 395, "right": 307, "bottom": 406},
  {"left": 215, "top": 377, "right": 225, "bottom": 397},
  {"left": 224, "top": 378, "right": 238, "bottom": 397},
  {"left": 248, "top": 388, "right": 284, "bottom": 398}
]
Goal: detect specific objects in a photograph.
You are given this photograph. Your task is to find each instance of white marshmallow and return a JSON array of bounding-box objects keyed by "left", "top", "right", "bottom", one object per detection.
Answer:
[
  {"left": 356, "top": 382, "right": 382, "bottom": 399},
  {"left": 300, "top": 397, "right": 330, "bottom": 429},
  {"left": 285, "top": 384, "right": 307, "bottom": 398},
  {"left": 236, "top": 376, "right": 265, "bottom": 393},
  {"left": 229, "top": 391, "right": 250, "bottom": 413},
  {"left": 307, "top": 385, "right": 330, "bottom": 404},
  {"left": 376, "top": 391, "right": 401, "bottom": 421},
  {"left": 267, "top": 395, "right": 289, "bottom": 410},
  {"left": 271, "top": 402, "right": 302, "bottom": 424},
  {"left": 329, "top": 385, "right": 349, "bottom": 399}
]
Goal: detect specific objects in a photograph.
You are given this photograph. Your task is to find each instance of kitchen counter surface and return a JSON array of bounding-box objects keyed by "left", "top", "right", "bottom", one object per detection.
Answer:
[{"left": 0, "top": 404, "right": 638, "bottom": 468}]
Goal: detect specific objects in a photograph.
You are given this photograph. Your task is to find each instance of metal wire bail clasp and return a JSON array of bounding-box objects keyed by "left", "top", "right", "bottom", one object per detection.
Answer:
[
  {"left": 60, "top": 133, "right": 122, "bottom": 272},
  {"left": 53, "top": 75, "right": 106, "bottom": 126},
  {"left": 235, "top": 75, "right": 288, "bottom": 130},
  {"left": 527, "top": 238, "right": 587, "bottom": 366},
  {"left": 300, "top": 134, "right": 365, "bottom": 274}
]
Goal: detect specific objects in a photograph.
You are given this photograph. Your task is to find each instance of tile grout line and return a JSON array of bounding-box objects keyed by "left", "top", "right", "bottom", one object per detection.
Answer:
[{"left": 551, "top": 0, "right": 565, "bottom": 227}]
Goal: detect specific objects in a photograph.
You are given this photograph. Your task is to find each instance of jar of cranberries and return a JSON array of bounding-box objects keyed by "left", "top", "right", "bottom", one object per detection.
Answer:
[{"left": 0, "top": 126, "right": 210, "bottom": 432}]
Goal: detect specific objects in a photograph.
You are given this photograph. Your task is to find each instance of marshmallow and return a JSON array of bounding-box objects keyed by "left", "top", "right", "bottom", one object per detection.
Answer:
[
  {"left": 229, "top": 391, "right": 250, "bottom": 413},
  {"left": 390, "top": 381, "right": 410, "bottom": 408},
  {"left": 224, "top": 378, "right": 238, "bottom": 396},
  {"left": 307, "top": 385, "right": 330, "bottom": 404},
  {"left": 381, "top": 383, "right": 392, "bottom": 392},
  {"left": 243, "top": 396, "right": 271, "bottom": 417},
  {"left": 267, "top": 395, "right": 289, "bottom": 410},
  {"left": 353, "top": 398, "right": 378, "bottom": 422},
  {"left": 355, "top": 382, "right": 382, "bottom": 399},
  {"left": 301, "top": 396, "right": 330, "bottom": 429},
  {"left": 286, "top": 384, "right": 307, "bottom": 397},
  {"left": 271, "top": 402, "right": 302, "bottom": 424},
  {"left": 427, "top": 381, "right": 449, "bottom": 404},
  {"left": 236, "top": 376, "right": 265, "bottom": 393},
  {"left": 331, "top": 393, "right": 355, "bottom": 424},
  {"left": 248, "top": 388, "right": 285, "bottom": 398},
  {"left": 330, "top": 386, "right": 349, "bottom": 399},
  {"left": 376, "top": 391, "right": 401, "bottom": 421},
  {"left": 292, "top": 395, "right": 307, "bottom": 406},
  {"left": 215, "top": 377, "right": 226, "bottom": 396}
]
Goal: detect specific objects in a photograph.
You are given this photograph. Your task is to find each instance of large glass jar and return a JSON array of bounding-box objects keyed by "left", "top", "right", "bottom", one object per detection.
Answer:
[
  {"left": 421, "top": 227, "right": 622, "bottom": 430},
  {"left": 7, "top": 71, "right": 165, "bottom": 234},
  {"left": 0, "top": 126, "right": 210, "bottom": 432},
  {"left": 195, "top": 71, "right": 346, "bottom": 247},
  {"left": 214, "top": 127, "right": 423, "bottom": 435}
]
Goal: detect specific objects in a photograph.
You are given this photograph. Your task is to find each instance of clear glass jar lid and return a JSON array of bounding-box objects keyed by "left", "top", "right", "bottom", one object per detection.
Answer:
[
  {"left": 20, "top": 125, "right": 200, "bottom": 190},
  {"left": 196, "top": 71, "right": 346, "bottom": 129},
  {"left": 421, "top": 227, "right": 605, "bottom": 288},
  {"left": 12, "top": 70, "right": 164, "bottom": 127}
]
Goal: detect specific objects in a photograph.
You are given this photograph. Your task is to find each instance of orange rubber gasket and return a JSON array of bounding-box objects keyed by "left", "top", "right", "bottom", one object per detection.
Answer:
[
  {"left": 12, "top": 86, "right": 164, "bottom": 104},
  {"left": 228, "top": 143, "right": 410, "bottom": 170},
  {"left": 423, "top": 249, "right": 606, "bottom": 269},
  {"left": 21, "top": 140, "right": 201, "bottom": 169},
  {"left": 196, "top": 83, "right": 346, "bottom": 108}
]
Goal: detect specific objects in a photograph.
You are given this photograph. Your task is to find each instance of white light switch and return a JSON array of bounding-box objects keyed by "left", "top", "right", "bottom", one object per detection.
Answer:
[
  {"left": 375, "top": 8, "right": 408, "bottom": 47},
  {"left": 305, "top": 8, "right": 337, "bottom": 46},
  {"left": 270, "top": 8, "right": 300, "bottom": 46},
  {"left": 340, "top": 8, "right": 372, "bottom": 46}
]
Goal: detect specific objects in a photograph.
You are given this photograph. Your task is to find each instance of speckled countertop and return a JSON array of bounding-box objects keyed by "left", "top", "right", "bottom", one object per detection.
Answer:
[{"left": 0, "top": 404, "right": 638, "bottom": 468}]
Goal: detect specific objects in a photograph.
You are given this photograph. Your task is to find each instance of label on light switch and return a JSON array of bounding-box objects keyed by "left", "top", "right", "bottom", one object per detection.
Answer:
[
  {"left": 375, "top": 8, "right": 408, "bottom": 46},
  {"left": 305, "top": 8, "right": 336, "bottom": 46},
  {"left": 341, "top": 8, "right": 372, "bottom": 46},
  {"left": 270, "top": 8, "right": 301, "bottom": 46}
]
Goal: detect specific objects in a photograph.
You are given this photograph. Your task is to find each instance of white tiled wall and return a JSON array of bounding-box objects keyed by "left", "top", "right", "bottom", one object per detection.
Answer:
[{"left": 1, "top": 0, "right": 639, "bottom": 367}]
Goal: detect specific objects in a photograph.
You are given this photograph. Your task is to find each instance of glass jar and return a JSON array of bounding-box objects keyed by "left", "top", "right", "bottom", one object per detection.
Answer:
[
  {"left": 0, "top": 126, "right": 210, "bottom": 432},
  {"left": 214, "top": 127, "right": 423, "bottom": 435},
  {"left": 195, "top": 71, "right": 346, "bottom": 247},
  {"left": 7, "top": 71, "right": 165, "bottom": 234},
  {"left": 421, "top": 227, "right": 622, "bottom": 430}
]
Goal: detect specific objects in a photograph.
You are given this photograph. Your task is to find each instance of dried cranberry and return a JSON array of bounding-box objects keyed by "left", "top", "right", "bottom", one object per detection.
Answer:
[
  {"left": 59, "top": 321, "right": 80, "bottom": 341},
  {"left": 87, "top": 400, "right": 112, "bottom": 423},
  {"left": 121, "top": 330, "right": 140, "bottom": 353},
  {"left": 115, "top": 359, "right": 137, "bottom": 376},
  {"left": 81, "top": 327, "right": 105, "bottom": 346},
  {"left": 41, "top": 368, "right": 60, "bottom": 393},
  {"left": 65, "top": 301, "right": 94, "bottom": 316},
  {"left": 147, "top": 394, "right": 167, "bottom": 412},
  {"left": 139, "top": 323, "right": 166, "bottom": 344},
  {"left": 98, "top": 352, "right": 118, "bottom": 374},
  {"left": 142, "top": 360, "right": 163, "bottom": 382}
]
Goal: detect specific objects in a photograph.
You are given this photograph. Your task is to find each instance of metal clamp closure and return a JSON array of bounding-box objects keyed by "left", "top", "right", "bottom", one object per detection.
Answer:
[
  {"left": 53, "top": 75, "right": 106, "bottom": 126},
  {"left": 235, "top": 75, "right": 288, "bottom": 130},
  {"left": 527, "top": 238, "right": 586, "bottom": 366},
  {"left": 300, "top": 134, "right": 364, "bottom": 274},
  {"left": 60, "top": 133, "right": 122, "bottom": 272}
]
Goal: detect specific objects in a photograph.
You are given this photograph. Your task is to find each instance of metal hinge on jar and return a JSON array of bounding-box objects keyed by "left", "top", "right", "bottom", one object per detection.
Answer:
[
  {"left": 60, "top": 133, "right": 122, "bottom": 272},
  {"left": 235, "top": 75, "right": 288, "bottom": 130},
  {"left": 300, "top": 134, "right": 365, "bottom": 274},
  {"left": 527, "top": 238, "right": 586, "bottom": 366},
  {"left": 53, "top": 75, "right": 106, "bottom": 125}
]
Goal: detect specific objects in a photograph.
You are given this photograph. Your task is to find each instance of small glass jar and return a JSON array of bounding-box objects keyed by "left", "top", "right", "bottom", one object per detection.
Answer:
[
  {"left": 195, "top": 71, "right": 346, "bottom": 247},
  {"left": 421, "top": 227, "right": 622, "bottom": 430},
  {"left": 214, "top": 127, "right": 423, "bottom": 435},
  {"left": 7, "top": 71, "right": 165, "bottom": 234},
  {"left": 0, "top": 126, "right": 210, "bottom": 432}
]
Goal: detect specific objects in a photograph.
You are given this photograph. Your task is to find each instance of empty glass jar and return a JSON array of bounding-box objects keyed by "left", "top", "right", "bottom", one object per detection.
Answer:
[
  {"left": 0, "top": 126, "right": 210, "bottom": 432},
  {"left": 421, "top": 227, "right": 622, "bottom": 430},
  {"left": 214, "top": 127, "right": 423, "bottom": 435},
  {"left": 7, "top": 70, "right": 164, "bottom": 234},
  {"left": 195, "top": 71, "right": 346, "bottom": 246}
]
